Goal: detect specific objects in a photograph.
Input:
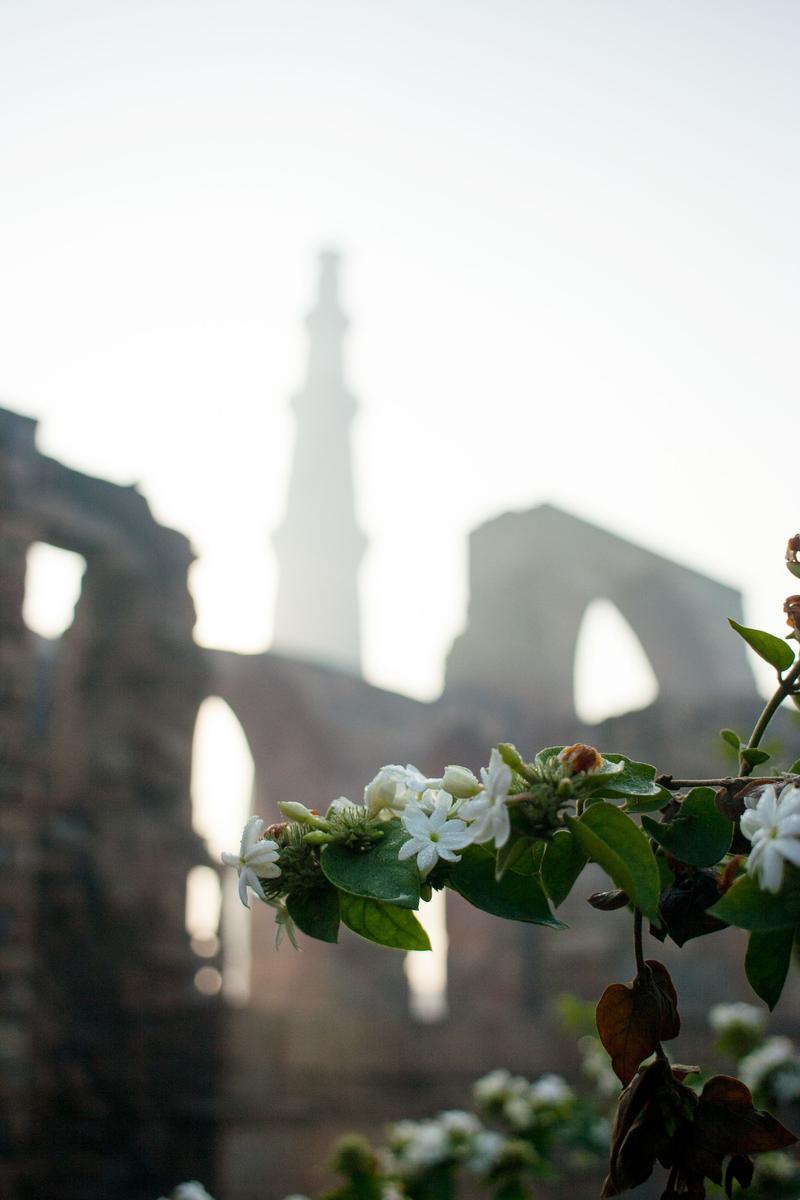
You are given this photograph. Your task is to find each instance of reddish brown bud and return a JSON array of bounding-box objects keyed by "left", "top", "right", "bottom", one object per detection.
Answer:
[
  {"left": 784, "top": 594, "right": 800, "bottom": 635},
  {"left": 264, "top": 821, "right": 289, "bottom": 841},
  {"left": 560, "top": 743, "right": 604, "bottom": 775}
]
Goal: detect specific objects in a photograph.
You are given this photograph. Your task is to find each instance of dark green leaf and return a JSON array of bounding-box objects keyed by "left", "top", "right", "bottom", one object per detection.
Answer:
[
  {"left": 641, "top": 787, "right": 732, "bottom": 868},
  {"left": 565, "top": 804, "right": 661, "bottom": 919},
  {"left": 286, "top": 884, "right": 340, "bottom": 943},
  {"left": 622, "top": 785, "right": 674, "bottom": 815},
  {"left": 339, "top": 893, "right": 430, "bottom": 950},
  {"left": 729, "top": 618, "right": 795, "bottom": 673},
  {"left": 710, "top": 869, "right": 800, "bottom": 931},
  {"left": 740, "top": 747, "right": 771, "bottom": 769},
  {"left": 447, "top": 845, "right": 566, "bottom": 928},
  {"left": 746, "top": 926, "right": 795, "bottom": 1010},
  {"left": 321, "top": 823, "right": 420, "bottom": 909},
  {"left": 720, "top": 729, "right": 742, "bottom": 751},
  {"left": 494, "top": 836, "right": 540, "bottom": 880},
  {"left": 541, "top": 829, "right": 589, "bottom": 906},
  {"left": 789, "top": 758, "right": 800, "bottom": 774}
]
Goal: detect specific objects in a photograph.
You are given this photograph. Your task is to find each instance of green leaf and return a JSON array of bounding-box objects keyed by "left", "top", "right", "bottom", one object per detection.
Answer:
[
  {"left": 721, "top": 729, "right": 742, "bottom": 751},
  {"left": 565, "top": 803, "right": 661, "bottom": 919},
  {"left": 746, "top": 926, "right": 795, "bottom": 1010},
  {"left": 709, "top": 869, "right": 800, "bottom": 931},
  {"left": 286, "top": 884, "right": 340, "bottom": 943},
  {"left": 447, "top": 845, "right": 566, "bottom": 928},
  {"left": 541, "top": 829, "right": 589, "bottom": 906},
  {"left": 623, "top": 785, "right": 674, "bottom": 815},
  {"left": 641, "top": 787, "right": 732, "bottom": 868},
  {"left": 494, "top": 836, "right": 538, "bottom": 881},
  {"left": 338, "top": 893, "right": 431, "bottom": 950},
  {"left": 321, "top": 823, "right": 420, "bottom": 909},
  {"left": 740, "top": 747, "right": 771, "bottom": 769},
  {"left": 600, "top": 755, "right": 663, "bottom": 802},
  {"left": 729, "top": 618, "right": 795, "bottom": 673},
  {"left": 788, "top": 758, "right": 800, "bottom": 774}
]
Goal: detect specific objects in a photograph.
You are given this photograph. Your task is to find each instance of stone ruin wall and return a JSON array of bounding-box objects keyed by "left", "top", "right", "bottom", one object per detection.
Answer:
[
  {"left": 0, "top": 408, "right": 219, "bottom": 1200},
  {"left": 3, "top": 405, "right": 798, "bottom": 1200}
]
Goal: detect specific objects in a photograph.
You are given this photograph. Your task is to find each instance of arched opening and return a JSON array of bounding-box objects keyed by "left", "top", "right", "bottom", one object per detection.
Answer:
[
  {"left": 191, "top": 697, "right": 255, "bottom": 1002},
  {"left": 573, "top": 597, "right": 659, "bottom": 724},
  {"left": 404, "top": 890, "right": 449, "bottom": 1022},
  {"left": 23, "top": 542, "right": 86, "bottom": 638}
]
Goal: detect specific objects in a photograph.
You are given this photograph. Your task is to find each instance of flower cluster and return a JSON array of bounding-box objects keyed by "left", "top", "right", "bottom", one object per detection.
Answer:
[
  {"left": 220, "top": 742, "right": 625, "bottom": 933},
  {"left": 739, "top": 1036, "right": 800, "bottom": 1105},
  {"left": 472, "top": 1067, "right": 575, "bottom": 1133}
]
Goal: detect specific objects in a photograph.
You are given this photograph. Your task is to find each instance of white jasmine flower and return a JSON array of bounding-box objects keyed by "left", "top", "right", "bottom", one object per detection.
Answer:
[
  {"left": 221, "top": 816, "right": 280, "bottom": 907},
  {"left": 459, "top": 749, "right": 512, "bottom": 848},
  {"left": 528, "top": 1074, "right": 573, "bottom": 1107},
  {"left": 442, "top": 765, "right": 482, "bottom": 800},
  {"left": 473, "top": 1068, "right": 514, "bottom": 1107},
  {"left": 578, "top": 1036, "right": 619, "bottom": 1098},
  {"left": 708, "top": 1002, "right": 766, "bottom": 1035},
  {"left": 739, "top": 1036, "right": 799, "bottom": 1092},
  {"left": 398, "top": 795, "right": 473, "bottom": 877},
  {"left": 268, "top": 898, "right": 299, "bottom": 950},
  {"left": 437, "top": 1109, "right": 482, "bottom": 1137},
  {"left": 741, "top": 783, "right": 800, "bottom": 893},
  {"left": 380, "top": 1185, "right": 406, "bottom": 1200},
  {"left": 503, "top": 1095, "right": 533, "bottom": 1129},
  {"left": 391, "top": 1119, "right": 450, "bottom": 1169},
  {"left": 364, "top": 764, "right": 442, "bottom": 818},
  {"left": 465, "top": 1129, "right": 505, "bottom": 1173},
  {"left": 172, "top": 1185, "right": 216, "bottom": 1200},
  {"left": 753, "top": 1151, "right": 798, "bottom": 1182}
]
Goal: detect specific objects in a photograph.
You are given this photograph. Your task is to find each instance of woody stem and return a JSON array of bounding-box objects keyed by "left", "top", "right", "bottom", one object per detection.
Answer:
[
  {"left": 740, "top": 655, "right": 800, "bottom": 775},
  {"left": 633, "top": 907, "right": 646, "bottom": 976}
]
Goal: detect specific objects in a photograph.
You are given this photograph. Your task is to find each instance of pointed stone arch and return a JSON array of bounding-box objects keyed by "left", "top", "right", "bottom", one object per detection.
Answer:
[
  {"left": 445, "top": 504, "right": 757, "bottom": 728},
  {"left": 573, "top": 596, "right": 660, "bottom": 724}
]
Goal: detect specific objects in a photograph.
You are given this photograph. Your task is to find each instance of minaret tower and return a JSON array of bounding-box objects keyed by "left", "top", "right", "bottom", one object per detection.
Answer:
[{"left": 272, "top": 250, "right": 366, "bottom": 674}]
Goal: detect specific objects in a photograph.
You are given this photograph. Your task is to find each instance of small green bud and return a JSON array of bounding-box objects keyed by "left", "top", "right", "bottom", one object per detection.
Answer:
[
  {"left": 557, "top": 777, "right": 573, "bottom": 799},
  {"left": 303, "top": 830, "right": 334, "bottom": 845},
  {"left": 327, "top": 1134, "right": 377, "bottom": 1177},
  {"left": 497, "top": 743, "right": 534, "bottom": 779}
]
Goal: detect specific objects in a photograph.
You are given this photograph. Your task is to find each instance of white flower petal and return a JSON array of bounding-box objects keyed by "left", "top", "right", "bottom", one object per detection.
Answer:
[
  {"left": 774, "top": 836, "right": 800, "bottom": 868},
  {"left": 761, "top": 845, "right": 785, "bottom": 894},
  {"left": 416, "top": 843, "right": 439, "bottom": 877}
]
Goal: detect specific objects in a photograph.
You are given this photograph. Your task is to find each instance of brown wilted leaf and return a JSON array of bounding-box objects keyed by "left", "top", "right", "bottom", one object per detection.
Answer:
[
  {"left": 694, "top": 1074, "right": 798, "bottom": 1156},
  {"left": 596, "top": 961, "right": 680, "bottom": 1085},
  {"left": 602, "top": 1059, "right": 673, "bottom": 1197},
  {"left": 724, "top": 1154, "right": 754, "bottom": 1198}
]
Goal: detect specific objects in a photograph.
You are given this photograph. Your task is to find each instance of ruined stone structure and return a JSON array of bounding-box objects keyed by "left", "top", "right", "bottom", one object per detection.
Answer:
[
  {"left": 272, "top": 251, "right": 366, "bottom": 675},
  {"left": 0, "top": 408, "right": 218, "bottom": 1200},
  {"left": 1, "top": 254, "right": 790, "bottom": 1200}
]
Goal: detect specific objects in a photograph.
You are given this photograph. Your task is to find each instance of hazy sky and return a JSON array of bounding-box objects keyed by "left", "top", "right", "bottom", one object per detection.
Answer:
[{"left": 3, "top": 0, "right": 798, "bottom": 702}]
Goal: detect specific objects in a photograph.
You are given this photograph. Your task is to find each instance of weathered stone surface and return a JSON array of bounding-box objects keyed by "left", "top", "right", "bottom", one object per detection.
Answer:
[{"left": 0, "top": 407, "right": 218, "bottom": 1200}]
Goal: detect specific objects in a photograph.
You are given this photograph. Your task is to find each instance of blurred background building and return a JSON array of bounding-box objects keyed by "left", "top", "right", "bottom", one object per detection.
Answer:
[{"left": 3, "top": 252, "right": 792, "bottom": 1200}]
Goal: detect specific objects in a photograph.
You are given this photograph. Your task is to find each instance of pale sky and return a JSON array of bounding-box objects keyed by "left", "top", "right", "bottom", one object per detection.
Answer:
[{"left": 3, "top": 0, "right": 798, "bottom": 703}]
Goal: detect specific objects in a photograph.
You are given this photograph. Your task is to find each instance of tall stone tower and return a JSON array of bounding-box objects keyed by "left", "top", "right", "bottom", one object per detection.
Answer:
[{"left": 272, "top": 250, "right": 366, "bottom": 674}]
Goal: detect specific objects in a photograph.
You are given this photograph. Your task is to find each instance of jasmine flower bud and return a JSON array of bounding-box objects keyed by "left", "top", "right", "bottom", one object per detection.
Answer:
[
  {"left": 277, "top": 801, "right": 329, "bottom": 830},
  {"left": 442, "top": 765, "right": 482, "bottom": 799}
]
